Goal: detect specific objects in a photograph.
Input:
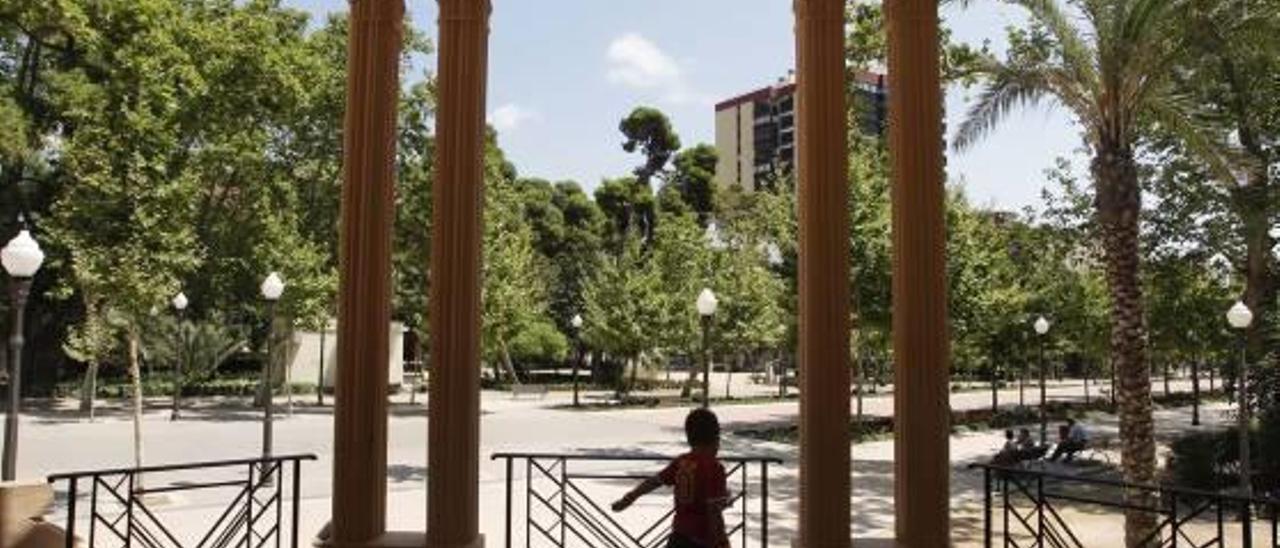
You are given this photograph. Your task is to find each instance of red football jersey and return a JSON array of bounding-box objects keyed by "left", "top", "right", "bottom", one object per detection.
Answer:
[{"left": 658, "top": 451, "right": 729, "bottom": 548}]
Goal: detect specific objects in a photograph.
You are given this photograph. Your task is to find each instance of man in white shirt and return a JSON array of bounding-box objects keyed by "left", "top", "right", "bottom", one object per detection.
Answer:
[{"left": 1049, "top": 418, "right": 1089, "bottom": 462}]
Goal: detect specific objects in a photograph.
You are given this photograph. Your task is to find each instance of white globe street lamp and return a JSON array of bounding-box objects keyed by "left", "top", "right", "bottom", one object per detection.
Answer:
[
  {"left": 1226, "top": 301, "right": 1253, "bottom": 499},
  {"left": 697, "top": 288, "right": 719, "bottom": 317},
  {"left": 260, "top": 272, "right": 285, "bottom": 301},
  {"left": 170, "top": 291, "right": 189, "bottom": 420},
  {"left": 259, "top": 272, "right": 286, "bottom": 474},
  {"left": 1, "top": 230, "right": 44, "bottom": 278},
  {"left": 1, "top": 227, "right": 44, "bottom": 480},
  {"left": 570, "top": 314, "right": 584, "bottom": 407},
  {"left": 1034, "top": 316, "right": 1050, "bottom": 336},
  {"left": 697, "top": 289, "right": 718, "bottom": 407},
  {"left": 1032, "top": 315, "right": 1050, "bottom": 443}
]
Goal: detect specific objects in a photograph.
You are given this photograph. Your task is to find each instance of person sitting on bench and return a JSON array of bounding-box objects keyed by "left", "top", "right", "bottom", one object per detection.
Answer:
[
  {"left": 992, "top": 430, "right": 1020, "bottom": 465},
  {"left": 1049, "top": 419, "right": 1088, "bottom": 463}
]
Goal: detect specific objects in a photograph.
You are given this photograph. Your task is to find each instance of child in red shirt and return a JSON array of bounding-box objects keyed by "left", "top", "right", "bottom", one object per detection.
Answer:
[{"left": 611, "top": 408, "right": 731, "bottom": 548}]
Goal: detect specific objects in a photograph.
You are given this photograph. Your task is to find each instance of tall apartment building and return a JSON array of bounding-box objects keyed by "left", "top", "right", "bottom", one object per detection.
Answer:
[{"left": 714, "top": 70, "right": 887, "bottom": 191}]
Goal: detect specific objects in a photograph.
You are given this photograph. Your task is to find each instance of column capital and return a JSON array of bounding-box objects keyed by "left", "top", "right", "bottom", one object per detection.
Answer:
[
  {"left": 793, "top": 0, "right": 844, "bottom": 20},
  {"left": 438, "top": 0, "right": 492, "bottom": 21}
]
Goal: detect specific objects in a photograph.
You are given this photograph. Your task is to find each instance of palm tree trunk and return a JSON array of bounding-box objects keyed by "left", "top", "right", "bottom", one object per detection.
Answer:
[{"left": 1095, "top": 150, "right": 1157, "bottom": 546}]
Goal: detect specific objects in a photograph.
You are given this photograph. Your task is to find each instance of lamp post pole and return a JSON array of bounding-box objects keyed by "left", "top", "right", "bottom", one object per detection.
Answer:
[
  {"left": 171, "top": 292, "right": 188, "bottom": 421},
  {"left": 3, "top": 278, "right": 31, "bottom": 481},
  {"left": 1034, "top": 316, "right": 1050, "bottom": 444},
  {"left": 259, "top": 272, "right": 285, "bottom": 479},
  {"left": 697, "top": 288, "right": 718, "bottom": 408},
  {"left": 701, "top": 315, "right": 711, "bottom": 408},
  {"left": 2, "top": 226, "right": 44, "bottom": 482},
  {"left": 1190, "top": 332, "right": 1200, "bottom": 426},
  {"left": 262, "top": 299, "right": 276, "bottom": 464},
  {"left": 571, "top": 314, "right": 583, "bottom": 408}
]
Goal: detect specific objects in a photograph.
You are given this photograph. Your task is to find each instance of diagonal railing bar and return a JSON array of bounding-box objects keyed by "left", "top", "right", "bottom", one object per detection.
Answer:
[
  {"left": 194, "top": 483, "right": 251, "bottom": 548},
  {"left": 204, "top": 506, "right": 247, "bottom": 548},
  {"left": 133, "top": 497, "right": 186, "bottom": 548},
  {"left": 252, "top": 524, "right": 280, "bottom": 548},
  {"left": 563, "top": 496, "right": 629, "bottom": 548},
  {"left": 1039, "top": 499, "right": 1084, "bottom": 548},
  {"left": 634, "top": 507, "right": 676, "bottom": 547},
  {"left": 563, "top": 475, "right": 649, "bottom": 547},
  {"left": 530, "top": 518, "right": 561, "bottom": 547}
]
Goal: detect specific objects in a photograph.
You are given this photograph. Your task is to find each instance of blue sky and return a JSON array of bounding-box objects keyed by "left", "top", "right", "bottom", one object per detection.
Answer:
[{"left": 285, "top": 0, "right": 1084, "bottom": 212}]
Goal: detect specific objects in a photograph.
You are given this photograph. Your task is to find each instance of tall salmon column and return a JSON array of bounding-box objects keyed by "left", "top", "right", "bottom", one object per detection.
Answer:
[
  {"left": 887, "top": 0, "right": 952, "bottom": 541},
  {"left": 330, "top": 0, "right": 403, "bottom": 545},
  {"left": 428, "top": 1, "right": 491, "bottom": 547},
  {"left": 793, "top": 0, "right": 852, "bottom": 546}
]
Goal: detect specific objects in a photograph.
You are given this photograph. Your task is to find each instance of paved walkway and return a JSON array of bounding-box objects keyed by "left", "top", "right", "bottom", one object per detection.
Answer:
[{"left": 13, "top": 375, "right": 1230, "bottom": 546}]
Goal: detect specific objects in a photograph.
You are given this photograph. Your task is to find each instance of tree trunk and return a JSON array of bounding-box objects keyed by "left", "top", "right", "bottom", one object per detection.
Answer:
[
  {"left": 499, "top": 339, "right": 521, "bottom": 386},
  {"left": 1231, "top": 183, "right": 1275, "bottom": 371},
  {"left": 128, "top": 328, "right": 145, "bottom": 486},
  {"left": 1094, "top": 147, "right": 1157, "bottom": 546},
  {"left": 80, "top": 363, "right": 99, "bottom": 421},
  {"left": 682, "top": 362, "right": 698, "bottom": 399}
]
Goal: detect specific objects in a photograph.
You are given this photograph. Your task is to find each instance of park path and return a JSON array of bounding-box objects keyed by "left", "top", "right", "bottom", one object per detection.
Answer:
[{"left": 15, "top": 375, "right": 1224, "bottom": 546}]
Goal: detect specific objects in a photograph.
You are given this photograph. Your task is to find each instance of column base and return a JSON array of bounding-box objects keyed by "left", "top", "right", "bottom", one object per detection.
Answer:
[{"left": 314, "top": 531, "right": 483, "bottom": 548}]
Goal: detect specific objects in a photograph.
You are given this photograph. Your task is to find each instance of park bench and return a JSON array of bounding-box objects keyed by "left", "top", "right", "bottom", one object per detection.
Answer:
[
  {"left": 510, "top": 384, "right": 548, "bottom": 399},
  {"left": 0, "top": 481, "right": 77, "bottom": 548}
]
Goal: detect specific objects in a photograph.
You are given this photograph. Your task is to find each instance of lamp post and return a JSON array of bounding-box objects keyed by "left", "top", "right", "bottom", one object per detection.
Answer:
[
  {"left": 696, "top": 288, "right": 718, "bottom": 408},
  {"left": 170, "top": 292, "right": 188, "bottom": 421},
  {"left": 259, "top": 272, "right": 284, "bottom": 471},
  {"left": 571, "top": 314, "right": 583, "bottom": 408},
  {"left": 1226, "top": 301, "right": 1253, "bottom": 501},
  {"left": 2, "top": 226, "right": 43, "bottom": 481},
  {"left": 1034, "top": 315, "right": 1050, "bottom": 444},
  {"left": 1189, "top": 329, "right": 1200, "bottom": 426}
]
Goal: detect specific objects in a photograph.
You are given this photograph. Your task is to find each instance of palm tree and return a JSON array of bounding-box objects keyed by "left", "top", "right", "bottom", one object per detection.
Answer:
[{"left": 954, "top": 0, "right": 1194, "bottom": 542}]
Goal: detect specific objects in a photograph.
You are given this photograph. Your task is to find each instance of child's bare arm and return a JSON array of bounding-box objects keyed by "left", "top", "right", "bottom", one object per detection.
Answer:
[{"left": 611, "top": 475, "right": 663, "bottom": 512}]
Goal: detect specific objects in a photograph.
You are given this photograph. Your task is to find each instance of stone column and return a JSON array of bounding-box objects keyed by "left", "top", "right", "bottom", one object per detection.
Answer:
[
  {"left": 428, "top": 1, "right": 490, "bottom": 548},
  {"left": 329, "top": 0, "right": 404, "bottom": 545},
  {"left": 887, "top": 0, "right": 951, "bottom": 541},
  {"left": 793, "top": 1, "right": 851, "bottom": 547}
]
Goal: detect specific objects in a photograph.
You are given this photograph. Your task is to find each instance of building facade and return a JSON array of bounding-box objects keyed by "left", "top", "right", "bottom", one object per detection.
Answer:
[{"left": 714, "top": 70, "right": 887, "bottom": 190}]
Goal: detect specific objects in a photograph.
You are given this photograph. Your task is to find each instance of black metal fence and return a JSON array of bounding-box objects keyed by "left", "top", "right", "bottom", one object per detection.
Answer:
[
  {"left": 971, "top": 463, "right": 1280, "bottom": 547},
  {"left": 492, "top": 452, "right": 782, "bottom": 548},
  {"left": 47, "top": 454, "right": 316, "bottom": 548}
]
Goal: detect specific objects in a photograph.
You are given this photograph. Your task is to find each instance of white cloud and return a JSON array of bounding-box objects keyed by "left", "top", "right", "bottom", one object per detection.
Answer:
[
  {"left": 488, "top": 103, "right": 540, "bottom": 133},
  {"left": 606, "top": 33, "right": 709, "bottom": 105}
]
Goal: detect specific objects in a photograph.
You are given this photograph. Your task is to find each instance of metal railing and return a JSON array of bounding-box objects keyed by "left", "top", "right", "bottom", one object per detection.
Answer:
[
  {"left": 971, "top": 463, "right": 1280, "bottom": 547},
  {"left": 492, "top": 452, "right": 782, "bottom": 548},
  {"left": 47, "top": 454, "right": 316, "bottom": 548}
]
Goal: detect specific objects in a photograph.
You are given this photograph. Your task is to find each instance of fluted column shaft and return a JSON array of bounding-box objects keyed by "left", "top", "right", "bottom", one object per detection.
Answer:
[
  {"left": 887, "top": 0, "right": 951, "bottom": 542},
  {"left": 331, "top": 0, "right": 404, "bottom": 544},
  {"left": 428, "top": 2, "right": 491, "bottom": 548},
  {"left": 794, "top": 1, "right": 851, "bottom": 547}
]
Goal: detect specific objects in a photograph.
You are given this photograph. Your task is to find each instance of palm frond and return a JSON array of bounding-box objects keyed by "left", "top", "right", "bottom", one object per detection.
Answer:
[
  {"left": 953, "top": 60, "right": 1058, "bottom": 151},
  {"left": 1010, "top": 0, "right": 1099, "bottom": 91}
]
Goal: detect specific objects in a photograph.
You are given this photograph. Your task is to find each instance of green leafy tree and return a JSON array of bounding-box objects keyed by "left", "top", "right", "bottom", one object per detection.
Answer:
[{"left": 667, "top": 144, "right": 719, "bottom": 227}]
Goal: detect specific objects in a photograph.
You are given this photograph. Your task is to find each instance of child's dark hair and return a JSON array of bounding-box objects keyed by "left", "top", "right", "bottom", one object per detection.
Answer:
[
  {"left": 685, "top": 408, "right": 721, "bottom": 447},
  {"left": 1004, "top": 429, "right": 1014, "bottom": 439}
]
